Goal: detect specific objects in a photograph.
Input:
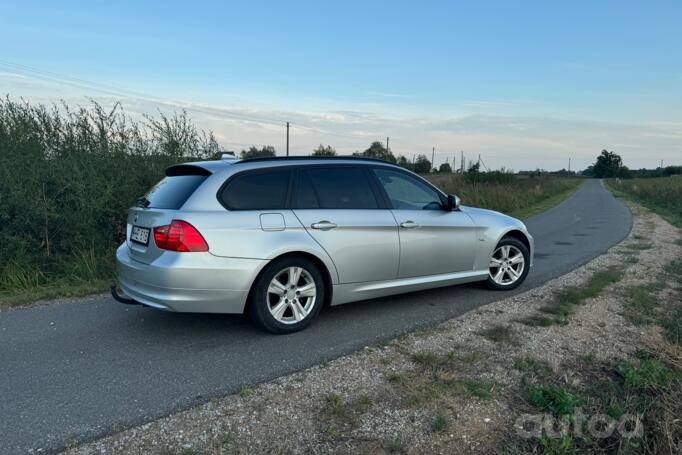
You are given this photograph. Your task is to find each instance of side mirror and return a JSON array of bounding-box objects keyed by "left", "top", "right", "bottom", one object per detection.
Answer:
[{"left": 447, "top": 194, "right": 461, "bottom": 211}]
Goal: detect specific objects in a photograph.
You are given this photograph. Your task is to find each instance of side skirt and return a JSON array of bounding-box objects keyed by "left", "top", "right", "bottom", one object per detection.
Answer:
[{"left": 330, "top": 270, "right": 489, "bottom": 306}]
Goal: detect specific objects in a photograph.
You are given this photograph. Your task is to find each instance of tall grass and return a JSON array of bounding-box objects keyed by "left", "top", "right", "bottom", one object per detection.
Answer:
[
  {"left": 0, "top": 97, "right": 582, "bottom": 306},
  {"left": 606, "top": 176, "right": 682, "bottom": 227},
  {"left": 426, "top": 173, "right": 582, "bottom": 219},
  {"left": 0, "top": 97, "right": 218, "bottom": 305}
]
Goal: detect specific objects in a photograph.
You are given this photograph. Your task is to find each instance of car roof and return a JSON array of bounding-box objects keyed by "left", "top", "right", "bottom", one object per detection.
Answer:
[
  {"left": 170, "top": 156, "right": 400, "bottom": 175},
  {"left": 236, "top": 156, "right": 397, "bottom": 166}
]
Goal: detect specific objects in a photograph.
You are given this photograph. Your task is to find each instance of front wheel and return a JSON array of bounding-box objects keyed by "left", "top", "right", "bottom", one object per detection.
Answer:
[
  {"left": 249, "top": 256, "right": 325, "bottom": 334},
  {"left": 485, "top": 237, "right": 530, "bottom": 290}
]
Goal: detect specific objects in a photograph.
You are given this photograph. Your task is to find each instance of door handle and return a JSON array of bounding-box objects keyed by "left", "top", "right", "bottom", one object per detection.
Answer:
[
  {"left": 311, "top": 221, "right": 338, "bottom": 230},
  {"left": 400, "top": 220, "right": 419, "bottom": 229}
]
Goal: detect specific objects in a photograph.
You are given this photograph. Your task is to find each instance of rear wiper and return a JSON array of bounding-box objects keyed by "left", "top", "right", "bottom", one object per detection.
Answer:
[{"left": 136, "top": 196, "right": 151, "bottom": 208}]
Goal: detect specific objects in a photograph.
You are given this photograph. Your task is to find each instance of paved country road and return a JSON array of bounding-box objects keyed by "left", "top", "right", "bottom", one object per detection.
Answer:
[{"left": 0, "top": 179, "right": 631, "bottom": 454}]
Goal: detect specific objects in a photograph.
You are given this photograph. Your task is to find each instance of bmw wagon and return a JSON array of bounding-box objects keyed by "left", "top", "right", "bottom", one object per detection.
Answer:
[{"left": 113, "top": 156, "right": 533, "bottom": 333}]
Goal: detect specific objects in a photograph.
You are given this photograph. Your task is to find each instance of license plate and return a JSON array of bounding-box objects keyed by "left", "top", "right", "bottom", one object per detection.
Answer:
[{"left": 131, "top": 226, "right": 150, "bottom": 245}]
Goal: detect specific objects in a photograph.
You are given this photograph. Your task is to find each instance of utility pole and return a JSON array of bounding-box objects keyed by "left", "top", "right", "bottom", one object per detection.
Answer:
[
  {"left": 568, "top": 157, "right": 571, "bottom": 173},
  {"left": 386, "top": 137, "right": 390, "bottom": 154},
  {"left": 661, "top": 159, "right": 664, "bottom": 169},
  {"left": 431, "top": 147, "right": 435, "bottom": 171},
  {"left": 460, "top": 151, "right": 464, "bottom": 173},
  {"left": 286, "top": 122, "right": 290, "bottom": 156}
]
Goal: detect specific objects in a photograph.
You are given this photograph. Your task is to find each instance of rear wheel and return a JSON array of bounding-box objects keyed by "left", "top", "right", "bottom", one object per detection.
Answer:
[
  {"left": 485, "top": 237, "right": 529, "bottom": 290},
  {"left": 249, "top": 256, "right": 325, "bottom": 334}
]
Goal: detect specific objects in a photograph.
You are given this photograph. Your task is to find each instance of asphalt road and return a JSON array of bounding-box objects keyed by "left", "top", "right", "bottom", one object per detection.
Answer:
[{"left": 0, "top": 179, "right": 631, "bottom": 454}]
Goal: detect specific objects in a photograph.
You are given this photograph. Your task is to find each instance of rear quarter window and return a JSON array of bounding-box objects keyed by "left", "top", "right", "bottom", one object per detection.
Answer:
[{"left": 143, "top": 175, "right": 208, "bottom": 209}]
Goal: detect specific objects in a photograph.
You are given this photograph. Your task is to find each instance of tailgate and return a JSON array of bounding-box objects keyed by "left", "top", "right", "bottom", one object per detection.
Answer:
[{"left": 126, "top": 208, "right": 176, "bottom": 264}]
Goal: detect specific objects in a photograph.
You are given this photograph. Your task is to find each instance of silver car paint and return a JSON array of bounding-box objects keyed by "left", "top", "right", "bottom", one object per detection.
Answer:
[
  {"left": 390, "top": 209, "right": 477, "bottom": 277},
  {"left": 116, "top": 158, "right": 533, "bottom": 313},
  {"left": 292, "top": 209, "right": 399, "bottom": 283}
]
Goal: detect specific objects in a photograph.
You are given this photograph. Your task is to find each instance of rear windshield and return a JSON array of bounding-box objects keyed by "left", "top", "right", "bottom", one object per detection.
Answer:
[{"left": 141, "top": 175, "right": 208, "bottom": 209}]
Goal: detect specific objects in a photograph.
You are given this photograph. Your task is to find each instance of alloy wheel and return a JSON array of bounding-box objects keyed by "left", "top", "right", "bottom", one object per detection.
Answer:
[
  {"left": 489, "top": 245, "right": 525, "bottom": 286},
  {"left": 266, "top": 267, "right": 317, "bottom": 324}
]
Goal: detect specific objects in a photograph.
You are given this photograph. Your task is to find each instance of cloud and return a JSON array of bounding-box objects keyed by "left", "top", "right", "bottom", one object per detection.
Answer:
[{"left": 2, "top": 71, "right": 680, "bottom": 171}]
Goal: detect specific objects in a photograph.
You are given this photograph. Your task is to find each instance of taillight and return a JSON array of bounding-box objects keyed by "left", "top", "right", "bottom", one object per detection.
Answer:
[{"left": 153, "top": 220, "right": 208, "bottom": 252}]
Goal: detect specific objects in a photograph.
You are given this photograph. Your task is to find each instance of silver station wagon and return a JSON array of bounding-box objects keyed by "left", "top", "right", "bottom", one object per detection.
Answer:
[{"left": 113, "top": 156, "right": 533, "bottom": 333}]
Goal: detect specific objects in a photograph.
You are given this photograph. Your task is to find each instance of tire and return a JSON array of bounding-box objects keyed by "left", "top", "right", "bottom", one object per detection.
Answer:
[
  {"left": 249, "top": 255, "right": 325, "bottom": 334},
  {"left": 484, "top": 236, "right": 530, "bottom": 290}
]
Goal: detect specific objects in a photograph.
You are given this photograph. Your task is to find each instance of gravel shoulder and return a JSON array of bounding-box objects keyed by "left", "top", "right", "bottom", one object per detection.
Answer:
[{"left": 63, "top": 201, "right": 681, "bottom": 454}]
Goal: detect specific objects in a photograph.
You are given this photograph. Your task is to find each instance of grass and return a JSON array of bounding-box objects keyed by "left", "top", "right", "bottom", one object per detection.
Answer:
[
  {"left": 238, "top": 386, "right": 254, "bottom": 398},
  {"left": 616, "top": 357, "right": 675, "bottom": 390},
  {"left": 606, "top": 176, "right": 682, "bottom": 228},
  {"left": 520, "top": 266, "right": 625, "bottom": 326},
  {"left": 508, "top": 354, "right": 682, "bottom": 454},
  {"left": 620, "top": 257, "right": 682, "bottom": 347},
  {"left": 323, "top": 393, "right": 348, "bottom": 419},
  {"left": 431, "top": 411, "right": 448, "bottom": 433},
  {"left": 0, "top": 96, "right": 582, "bottom": 309},
  {"left": 527, "top": 384, "right": 583, "bottom": 415},
  {"left": 0, "top": 175, "right": 583, "bottom": 309},
  {"left": 385, "top": 436, "right": 405, "bottom": 454},
  {"left": 478, "top": 324, "right": 517, "bottom": 344},
  {"left": 426, "top": 173, "right": 582, "bottom": 220},
  {"left": 513, "top": 356, "right": 553, "bottom": 382},
  {"left": 388, "top": 350, "right": 498, "bottom": 405}
]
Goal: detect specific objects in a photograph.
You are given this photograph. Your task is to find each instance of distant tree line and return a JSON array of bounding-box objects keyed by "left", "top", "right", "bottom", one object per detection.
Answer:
[{"left": 582, "top": 150, "right": 681, "bottom": 179}]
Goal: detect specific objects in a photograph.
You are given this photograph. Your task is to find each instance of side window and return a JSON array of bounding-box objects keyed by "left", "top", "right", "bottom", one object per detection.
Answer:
[
  {"left": 295, "top": 167, "right": 379, "bottom": 209},
  {"left": 220, "top": 169, "right": 291, "bottom": 210},
  {"left": 373, "top": 168, "right": 443, "bottom": 210}
]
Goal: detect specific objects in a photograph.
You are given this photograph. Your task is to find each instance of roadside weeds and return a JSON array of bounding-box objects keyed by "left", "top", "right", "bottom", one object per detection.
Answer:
[{"left": 63, "top": 202, "right": 682, "bottom": 455}]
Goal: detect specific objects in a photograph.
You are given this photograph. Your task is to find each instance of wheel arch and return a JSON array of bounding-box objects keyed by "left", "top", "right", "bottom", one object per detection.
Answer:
[
  {"left": 245, "top": 250, "right": 335, "bottom": 313},
  {"left": 498, "top": 229, "right": 534, "bottom": 267}
]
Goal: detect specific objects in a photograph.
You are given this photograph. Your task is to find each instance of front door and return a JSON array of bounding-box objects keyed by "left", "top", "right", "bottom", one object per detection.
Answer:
[{"left": 371, "top": 167, "right": 477, "bottom": 278}]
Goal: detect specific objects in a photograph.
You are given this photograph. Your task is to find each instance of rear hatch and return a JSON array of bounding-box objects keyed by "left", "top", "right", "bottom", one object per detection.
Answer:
[{"left": 126, "top": 165, "right": 211, "bottom": 264}]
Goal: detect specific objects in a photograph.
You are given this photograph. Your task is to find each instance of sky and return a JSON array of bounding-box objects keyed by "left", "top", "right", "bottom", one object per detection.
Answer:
[{"left": 1, "top": 0, "right": 681, "bottom": 171}]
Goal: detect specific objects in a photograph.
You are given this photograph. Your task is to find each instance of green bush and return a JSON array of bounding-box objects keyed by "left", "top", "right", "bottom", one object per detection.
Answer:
[{"left": 0, "top": 97, "right": 218, "bottom": 302}]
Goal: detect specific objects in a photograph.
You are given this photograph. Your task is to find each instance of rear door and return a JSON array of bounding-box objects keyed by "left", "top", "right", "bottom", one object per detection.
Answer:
[
  {"left": 127, "top": 171, "right": 210, "bottom": 264},
  {"left": 292, "top": 165, "right": 399, "bottom": 284},
  {"left": 371, "top": 167, "right": 477, "bottom": 278}
]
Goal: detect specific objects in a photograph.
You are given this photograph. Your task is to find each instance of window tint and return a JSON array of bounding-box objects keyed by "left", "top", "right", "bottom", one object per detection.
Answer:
[
  {"left": 293, "top": 170, "right": 321, "bottom": 208},
  {"left": 296, "top": 167, "right": 379, "bottom": 209},
  {"left": 221, "top": 169, "right": 291, "bottom": 210},
  {"left": 143, "top": 175, "right": 208, "bottom": 209},
  {"left": 373, "top": 169, "right": 443, "bottom": 210}
]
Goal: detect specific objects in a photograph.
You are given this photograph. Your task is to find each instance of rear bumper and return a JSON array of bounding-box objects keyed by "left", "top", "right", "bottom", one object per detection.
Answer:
[{"left": 115, "top": 243, "right": 267, "bottom": 313}]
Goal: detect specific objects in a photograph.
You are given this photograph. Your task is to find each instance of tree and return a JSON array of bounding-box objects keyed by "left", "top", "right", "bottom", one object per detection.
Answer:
[
  {"left": 413, "top": 154, "right": 431, "bottom": 174},
  {"left": 240, "top": 145, "right": 276, "bottom": 159},
  {"left": 438, "top": 162, "right": 452, "bottom": 173},
  {"left": 312, "top": 144, "right": 336, "bottom": 156},
  {"left": 467, "top": 161, "right": 481, "bottom": 173},
  {"left": 396, "top": 155, "right": 412, "bottom": 170},
  {"left": 353, "top": 141, "right": 396, "bottom": 163},
  {"left": 591, "top": 149, "right": 628, "bottom": 178}
]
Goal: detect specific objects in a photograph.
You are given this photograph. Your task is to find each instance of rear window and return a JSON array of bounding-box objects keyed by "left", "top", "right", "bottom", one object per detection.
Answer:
[
  {"left": 220, "top": 169, "right": 291, "bottom": 210},
  {"left": 142, "top": 175, "right": 208, "bottom": 209},
  {"left": 294, "top": 167, "right": 379, "bottom": 209}
]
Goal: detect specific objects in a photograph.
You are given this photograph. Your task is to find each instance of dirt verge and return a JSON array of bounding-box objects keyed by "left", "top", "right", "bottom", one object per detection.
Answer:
[{"left": 64, "top": 203, "right": 682, "bottom": 455}]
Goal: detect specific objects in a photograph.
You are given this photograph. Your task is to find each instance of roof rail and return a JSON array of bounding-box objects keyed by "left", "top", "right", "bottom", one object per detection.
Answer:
[{"left": 237, "top": 155, "right": 397, "bottom": 165}]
